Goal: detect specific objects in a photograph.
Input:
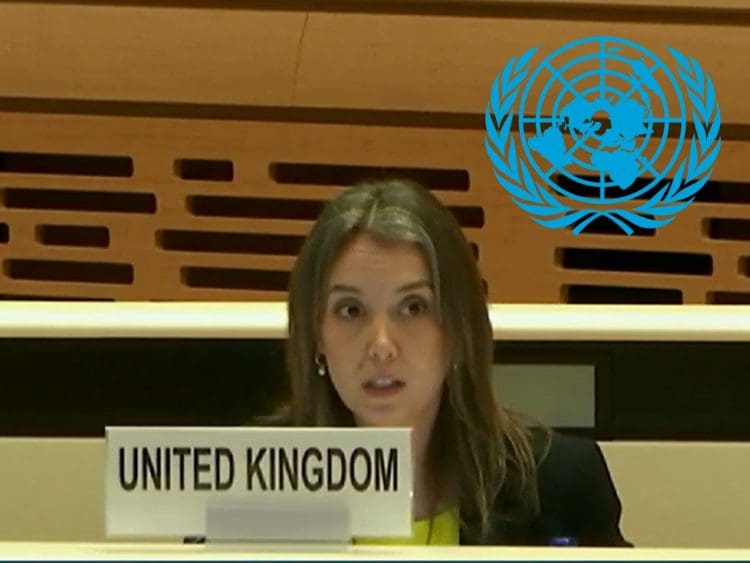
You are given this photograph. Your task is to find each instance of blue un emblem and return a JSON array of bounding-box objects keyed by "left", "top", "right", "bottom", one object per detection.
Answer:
[{"left": 484, "top": 36, "right": 721, "bottom": 234}]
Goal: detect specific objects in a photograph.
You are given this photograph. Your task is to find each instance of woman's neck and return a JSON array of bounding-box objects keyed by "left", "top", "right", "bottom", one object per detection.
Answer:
[{"left": 411, "top": 407, "right": 443, "bottom": 520}]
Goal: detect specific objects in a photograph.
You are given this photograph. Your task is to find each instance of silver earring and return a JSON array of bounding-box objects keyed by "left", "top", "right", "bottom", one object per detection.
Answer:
[{"left": 315, "top": 354, "right": 327, "bottom": 377}]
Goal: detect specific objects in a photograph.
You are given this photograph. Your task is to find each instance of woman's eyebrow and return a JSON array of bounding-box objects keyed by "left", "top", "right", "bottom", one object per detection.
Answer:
[
  {"left": 327, "top": 284, "right": 361, "bottom": 295},
  {"left": 396, "top": 280, "right": 433, "bottom": 293},
  {"left": 327, "top": 280, "right": 432, "bottom": 295}
]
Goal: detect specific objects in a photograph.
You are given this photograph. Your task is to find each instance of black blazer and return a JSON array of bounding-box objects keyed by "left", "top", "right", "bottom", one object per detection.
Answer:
[{"left": 464, "top": 430, "right": 631, "bottom": 547}]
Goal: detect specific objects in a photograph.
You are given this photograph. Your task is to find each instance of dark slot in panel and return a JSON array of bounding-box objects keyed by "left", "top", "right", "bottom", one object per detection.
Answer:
[
  {"left": 4, "top": 188, "right": 156, "bottom": 214},
  {"left": 182, "top": 266, "right": 289, "bottom": 291},
  {"left": 175, "top": 159, "right": 234, "bottom": 182},
  {"left": 6, "top": 259, "right": 134, "bottom": 285},
  {"left": 558, "top": 248, "right": 713, "bottom": 276},
  {"left": 38, "top": 225, "right": 110, "bottom": 248},
  {"left": 270, "top": 162, "right": 470, "bottom": 191},
  {"left": 563, "top": 284, "right": 682, "bottom": 304},
  {"left": 0, "top": 152, "right": 133, "bottom": 177}
]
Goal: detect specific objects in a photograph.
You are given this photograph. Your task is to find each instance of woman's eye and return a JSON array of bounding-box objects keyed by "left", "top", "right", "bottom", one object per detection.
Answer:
[
  {"left": 402, "top": 297, "right": 429, "bottom": 316},
  {"left": 335, "top": 302, "right": 363, "bottom": 319}
]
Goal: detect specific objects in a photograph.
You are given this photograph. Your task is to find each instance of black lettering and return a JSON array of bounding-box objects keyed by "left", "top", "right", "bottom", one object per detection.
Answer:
[
  {"left": 194, "top": 447, "right": 211, "bottom": 491},
  {"left": 246, "top": 448, "right": 268, "bottom": 491},
  {"left": 278, "top": 448, "right": 299, "bottom": 491},
  {"left": 301, "top": 448, "right": 323, "bottom": 491},
  {"left": 350, "top": 447, "right": 372, "bottom": 492},
  {"left": 173, "top": 447, "right": 190, "bottom": 491},
  {"left": 119, "top": 447, "right": 138, "bottom": 491},
  {"left": 142, "top": 447, "right": 162, "bottom": 490},
  {"left": 326, "top": 448, "right": 346, "bottom": 491},
  {"left": 269, "top": 448, "right": 276, "bottom": 490},
  {"left": 164, "top": 447, "right": 171, "bottom": 490},
  {"left": 215, "top": 447, "right": 234, "bottom": 491},
  {"left": 375, "top": 448, "right": 398, "bottom": 491}
]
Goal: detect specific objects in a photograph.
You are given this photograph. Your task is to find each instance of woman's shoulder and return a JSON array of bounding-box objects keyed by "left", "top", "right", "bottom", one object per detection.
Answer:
[
  {"left": 532, "top": 427, "right": 604, "bottom": 470},
  {"left": 532, "top": 429, "right": 612, "bottom": 499},
  {"left": 520, "top": 426, "right": 615, "bottom": 507},
  {"left": 526, "top": 428, "right": 631, "bottom": 546}
]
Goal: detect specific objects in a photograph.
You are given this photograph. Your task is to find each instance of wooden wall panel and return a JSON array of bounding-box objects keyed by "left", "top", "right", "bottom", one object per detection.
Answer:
[
  {"left": 1, "top": 110, "right": 749, "bottom": 303},
  {"left": 0, "top": 4, "right": 305, "bottom": 105},
  {"left": 296, "top": 13, "right": 750, "bottom": 121},
  {"left": 0, "top": 1, "right": 748, "bottom": 304},
  {"left": 1, "top": 4, "right": 747, "bottom": 122}
]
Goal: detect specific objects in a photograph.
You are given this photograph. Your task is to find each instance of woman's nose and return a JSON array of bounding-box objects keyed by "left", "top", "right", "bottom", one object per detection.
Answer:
[{"left": 367, "top": 315, "right": 398, "bottom": 362}]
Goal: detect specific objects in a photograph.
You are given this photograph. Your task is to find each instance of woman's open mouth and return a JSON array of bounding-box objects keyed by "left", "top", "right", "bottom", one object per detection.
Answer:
[{"left": 362, "top": 377, "right": 405, "bottom": 398}]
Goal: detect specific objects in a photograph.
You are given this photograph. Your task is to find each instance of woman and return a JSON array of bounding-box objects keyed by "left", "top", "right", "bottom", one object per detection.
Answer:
[{"left": 285, "top": 178, "right": 630, "bottom": 546}]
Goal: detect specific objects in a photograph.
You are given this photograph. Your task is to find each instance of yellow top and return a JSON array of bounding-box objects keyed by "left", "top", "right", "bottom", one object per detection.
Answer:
[{"left": 353, "top": 505, "right": 460, "bottom": 546}]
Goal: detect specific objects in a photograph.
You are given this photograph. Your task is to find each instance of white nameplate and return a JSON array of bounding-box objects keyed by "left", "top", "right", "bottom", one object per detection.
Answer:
[{"left": 105, "top": 427, "right": 412, "bottom": 539}]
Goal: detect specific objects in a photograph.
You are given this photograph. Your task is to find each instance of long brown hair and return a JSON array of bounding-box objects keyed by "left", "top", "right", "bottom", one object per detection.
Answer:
[{"left": 286, "top": 178, "right": 543, "bottom": 541}]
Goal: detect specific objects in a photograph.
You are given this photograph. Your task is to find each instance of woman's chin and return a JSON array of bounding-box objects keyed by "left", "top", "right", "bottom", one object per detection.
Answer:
[{"left": 355, "top": 410, "right": 412, "bottom": 428}]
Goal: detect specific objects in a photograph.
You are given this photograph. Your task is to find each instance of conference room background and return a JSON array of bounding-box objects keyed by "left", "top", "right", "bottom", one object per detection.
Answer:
[{"left": 1, "top": 2, "right": 750, "bottom": 442}]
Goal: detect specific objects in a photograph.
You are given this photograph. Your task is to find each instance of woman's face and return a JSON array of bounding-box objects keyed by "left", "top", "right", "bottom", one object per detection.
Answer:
[{"left": 319, "top": 233, "right": 451, "bottom": 431}]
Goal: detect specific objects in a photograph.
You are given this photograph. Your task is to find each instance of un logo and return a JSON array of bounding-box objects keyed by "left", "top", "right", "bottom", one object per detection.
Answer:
[{"left": 484, "top": 36, "right": 721, "bottom": 234}]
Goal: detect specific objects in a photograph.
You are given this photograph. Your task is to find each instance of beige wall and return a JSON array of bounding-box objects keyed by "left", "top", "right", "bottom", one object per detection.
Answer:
[{"left": 601, "top": 441, "right": 750, "bottom": 548}]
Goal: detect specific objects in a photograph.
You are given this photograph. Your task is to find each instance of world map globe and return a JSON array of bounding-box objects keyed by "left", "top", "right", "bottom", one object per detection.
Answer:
[{"left": 518, "top": 37, "right": 688, "bottom": 204}]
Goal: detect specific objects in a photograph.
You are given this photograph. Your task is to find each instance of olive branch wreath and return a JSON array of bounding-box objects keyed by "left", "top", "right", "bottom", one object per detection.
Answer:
[{"left": 484, "top": 45, "right": 721, "bottom": 235}]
